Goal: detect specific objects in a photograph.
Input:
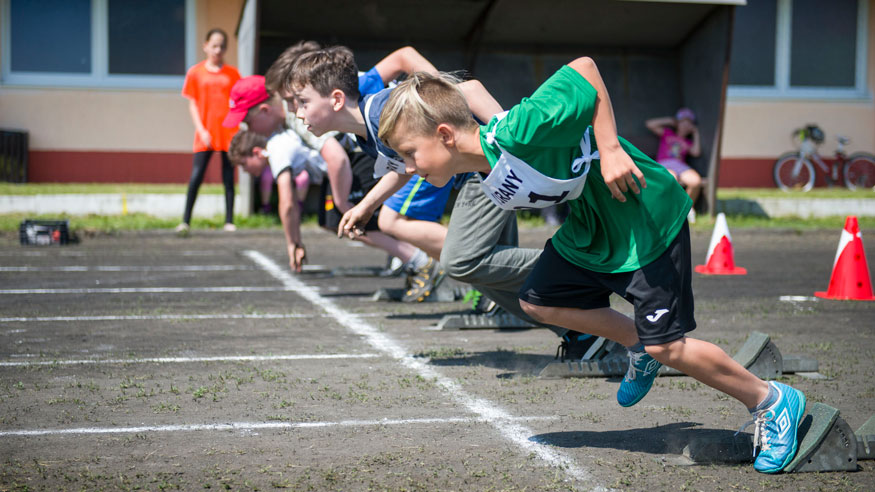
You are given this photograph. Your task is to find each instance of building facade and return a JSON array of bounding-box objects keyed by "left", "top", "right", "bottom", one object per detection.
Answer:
[
  {"left": 0, "top": 0, "right": 244, "bottom": 183},
  {"left": 721, "top": 0, "right": 873, "bottom": 187},
  {"left": 0, "top": 0, "right": 872, "bottom": 189}
]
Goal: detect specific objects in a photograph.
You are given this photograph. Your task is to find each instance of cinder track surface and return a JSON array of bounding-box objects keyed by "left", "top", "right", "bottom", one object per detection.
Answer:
[{"left": 1, "top": 225, "right": 872, "bottom": 491}]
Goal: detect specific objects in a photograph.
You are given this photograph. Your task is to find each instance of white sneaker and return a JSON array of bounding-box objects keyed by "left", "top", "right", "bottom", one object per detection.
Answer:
[
  {"left": 687, "top": 208, "right": 697, "bottom": 224},
  {"left": 223, "top": 223, "right": 237, "bottom": 232},
  {"left": 175, "top": 223, "right": 189, "bottom": 233}
]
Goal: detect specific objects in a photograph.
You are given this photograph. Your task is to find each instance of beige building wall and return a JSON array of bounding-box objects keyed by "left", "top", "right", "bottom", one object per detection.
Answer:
[
  {"left": 0, "top": 0, "right": 244, "bottom": 153},
  {"left": 722, "top": 0, "right": 875, "bottom": 159}
]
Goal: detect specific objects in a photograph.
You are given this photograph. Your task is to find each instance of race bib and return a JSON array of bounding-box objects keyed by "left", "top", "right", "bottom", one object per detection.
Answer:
[
  {"left": 373, "top": 153, "right": 408, "bottom": 178},
  {"left": 481, "top": 152, "right": 588, "bottom": 210},
  {"left": 481, "top": 120, "right": 597, "bottom": 210}
]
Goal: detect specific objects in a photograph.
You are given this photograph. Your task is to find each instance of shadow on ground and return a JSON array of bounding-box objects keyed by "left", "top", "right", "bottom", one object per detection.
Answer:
[
  {"left": 531, "top": 422, "right": 748, "bottom": 458},
  {"left": 421, "top": 348, "right": 555, "bottom": 377}
]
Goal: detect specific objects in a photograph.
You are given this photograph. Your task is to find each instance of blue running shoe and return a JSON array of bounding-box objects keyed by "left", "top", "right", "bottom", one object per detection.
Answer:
[
  {"left": 617, "top": 349, "right": 662, "bottom": 407},
  {"left": 740, "top": 382, "right": 806, "bottom": 473}
]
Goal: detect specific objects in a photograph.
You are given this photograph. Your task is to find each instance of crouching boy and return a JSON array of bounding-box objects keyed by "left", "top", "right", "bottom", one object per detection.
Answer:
[
  {"left": 376, "top": 59, "right": 806, "bottom": 474},
  {"left": 229, "top": 128, "right": 325, "bottom": 272}
]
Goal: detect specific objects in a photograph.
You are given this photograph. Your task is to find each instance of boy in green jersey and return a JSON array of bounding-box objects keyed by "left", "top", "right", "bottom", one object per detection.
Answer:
[{"left": 376, "top": 57, "right": 806, "bottom": 474}]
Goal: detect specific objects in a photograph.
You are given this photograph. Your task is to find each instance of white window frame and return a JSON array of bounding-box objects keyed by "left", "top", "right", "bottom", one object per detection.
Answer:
[
  {"left": 728, "top": 0, "right": 869, "bottom": 100},
  {"left": 0, "top": 0, "right": 196, "bottom": 89}
]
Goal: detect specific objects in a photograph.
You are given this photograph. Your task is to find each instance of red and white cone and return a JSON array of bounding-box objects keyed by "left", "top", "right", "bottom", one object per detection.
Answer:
[
  {"left": 694, "top": 213, "right": 747, "bottom": 275},
  {"left": 815, "top": 215, "right": 875, "bottom": 301}
]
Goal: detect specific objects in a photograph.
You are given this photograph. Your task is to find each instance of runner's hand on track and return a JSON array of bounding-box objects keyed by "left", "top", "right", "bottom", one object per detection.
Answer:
[
  {"left": 337, "top": 203, "right": 373, "bottom": 239},
  {"left": 289, "top": 244, "right": 306, "bottom": 273}
]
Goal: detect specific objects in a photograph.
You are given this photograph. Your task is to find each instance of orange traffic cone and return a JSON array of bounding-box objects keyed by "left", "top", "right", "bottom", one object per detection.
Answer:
[
  {"left": 814, "top": 216, "right": 875, "bottom": 301},
  {"left": 695, "top": 213, "right": 747, "bottom": 275}
]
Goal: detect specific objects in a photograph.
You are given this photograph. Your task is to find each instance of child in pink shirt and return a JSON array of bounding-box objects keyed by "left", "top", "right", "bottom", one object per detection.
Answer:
[{"left": 646, "top": 108, "right": 702, "bottom": 222}]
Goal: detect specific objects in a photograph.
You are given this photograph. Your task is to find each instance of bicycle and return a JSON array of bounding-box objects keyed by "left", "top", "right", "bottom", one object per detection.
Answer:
[{"left": 773, "top": 124, "right": 875, "bottom": 192}]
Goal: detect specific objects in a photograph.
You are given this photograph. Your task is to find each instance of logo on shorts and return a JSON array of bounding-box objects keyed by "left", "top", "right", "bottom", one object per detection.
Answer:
[{"left": 646, "top": 309, "right": 669, "bottom": 323}]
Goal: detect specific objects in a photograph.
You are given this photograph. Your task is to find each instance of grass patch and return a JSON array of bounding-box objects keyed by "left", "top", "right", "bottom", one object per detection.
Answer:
[
  {"left": 0, "top": 182, "right": 225, "bottom": 195},
  {"left": 691, "top": 214, "right": 875, "bottom": 231},
  {"left": 516, "top": 209, "right": 875, "bottom": 231},
  {"left": 0, "top": 212, "right": 314, "bottom": 234},
  {"left": 717, "top": 187, "right": 875, "bottom": 200},
  {"left": 2, "top": 184, "right": 873, "bottom": 233}
]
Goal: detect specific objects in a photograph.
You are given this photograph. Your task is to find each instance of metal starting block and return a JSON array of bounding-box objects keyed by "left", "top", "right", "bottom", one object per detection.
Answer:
[
  {"left": 436, "top": 312, "right": 539, "bottom": 330},
  {"left": 683, "top": 403, "right": 874, "bottom": 473},
  {"left": 538, "top": 331, "right": 819, "bottom": 380},
  {"left": 300, "top": 265, "right": 386, "bottom": 277},
  {"left": 370, "top": 280, "right": 461, "bottom": 303}
]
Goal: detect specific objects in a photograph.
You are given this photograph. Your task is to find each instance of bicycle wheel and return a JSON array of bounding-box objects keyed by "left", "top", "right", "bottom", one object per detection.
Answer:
[
  {"left": 843, "top": 153, "right": 875, "bottom": 190},
  {"left": 773, "top": 153, "right": 815, "bottom": 191}
]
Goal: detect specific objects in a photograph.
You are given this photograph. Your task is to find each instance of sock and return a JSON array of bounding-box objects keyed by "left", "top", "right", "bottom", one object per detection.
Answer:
[
  {"left": 407, "top": 248, "right": 428, "bottom": 270},
  {"left": 389, "top": 256, "right": 404, "bottom": 271},
  {"left": 626, "top": 342, "right": 645, "bottom": 353},
  {"left": 749, "top": 383, "right": 778, "bottom": 413}
]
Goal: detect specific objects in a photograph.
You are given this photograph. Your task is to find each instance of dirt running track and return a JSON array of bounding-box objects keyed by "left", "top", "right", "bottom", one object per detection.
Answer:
[{"left": 0, "top": 225, "right": 873, "bottom": 491}]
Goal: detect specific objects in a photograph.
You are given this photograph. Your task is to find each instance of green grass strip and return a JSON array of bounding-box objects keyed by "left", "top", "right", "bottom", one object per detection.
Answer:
[{"left": 0, "top": 183, "right": 225, "bottom": 195}]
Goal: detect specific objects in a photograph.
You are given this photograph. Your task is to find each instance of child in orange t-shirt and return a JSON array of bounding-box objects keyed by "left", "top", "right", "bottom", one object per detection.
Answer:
[{"left": 178, "top": 28, "right": 241, "bottom": 233}]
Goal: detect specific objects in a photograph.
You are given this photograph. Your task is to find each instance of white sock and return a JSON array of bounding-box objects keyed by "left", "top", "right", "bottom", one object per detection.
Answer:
[{"left": 407, "top": 249, "right": 429, "bottom": 270}]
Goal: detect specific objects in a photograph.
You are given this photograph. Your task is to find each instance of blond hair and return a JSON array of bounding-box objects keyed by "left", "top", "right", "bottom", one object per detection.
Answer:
[
  {"left": 229, "top": 130, "right": 268, "bottom": 166},
  {"left": 378, "top": 71, "right": 477, "bottom": 145}
]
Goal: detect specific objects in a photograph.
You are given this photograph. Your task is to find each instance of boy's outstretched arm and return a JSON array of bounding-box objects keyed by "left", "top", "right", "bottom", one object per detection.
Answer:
[
  {"left": 569, "top": 57, "right": 646, "bottom": 202},
  {"left": 275, "top": 171, "right": 306, "bottom": 272},
  {"left": 374, "top": 46, "right": 438, "bottom": 83},
  {"left": 337, "top": 172, "right": 412, "bottom": 239},
  {"left": 457, "top": 79, "right": 503, "bottom": 123}
]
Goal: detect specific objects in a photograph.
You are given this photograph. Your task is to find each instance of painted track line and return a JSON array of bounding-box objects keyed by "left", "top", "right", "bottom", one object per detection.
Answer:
[
  {"left": 0, "top": 286, "right": 293, "bottom": 295},
  {"left": 0, "top": 313, "right": 385, "bottom": 323},
  {"left": 779, "top": 295, "right": 819, "bottom": 302},
  {"left": 0, "top": 250, "right": 228, "bottom": 257},
  {"left": 0, "top": 415, "right": 556, "bottom": 437},
  {"left": 243, "top": 250, "right": 599, "bottom": 489},
  {"left": 0, "top": 265, "right": 252, "bottom": 272},
  {"left": 0, "top": 353, "right": 380, "bottom": 367}
]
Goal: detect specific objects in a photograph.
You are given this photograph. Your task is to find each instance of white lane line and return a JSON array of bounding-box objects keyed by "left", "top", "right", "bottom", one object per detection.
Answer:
[
  {"left": 0, "top": 265, "right": 252, "bottom": 272},
  {"left": 0, "top": 353, "right": 380, "bottom": 367},
  {"left": 0, "top": 313, "right": 385, "bottom": 323},
  {"left": 0, "top": 286, "right": 293, "bottom": 295},
  {"left": 0, "top": 251, "right": 228, "bottom": 257},
  {"left": 244, "top": 250, "right": 598, "bottom": 488},
  {"left": 779, "top": 295, "right": 819, "bottom": 302},
  {"left": 0, "top": 415, "right": 556, "bottom": 437}
]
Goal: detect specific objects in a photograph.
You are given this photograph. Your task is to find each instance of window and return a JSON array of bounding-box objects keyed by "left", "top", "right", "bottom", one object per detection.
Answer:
[
  {"left": 1, "top": 0, "right": 195, "bottom": 88},
  {"left": 728, "top": 0, "right": 777, "bottom": 87},
  {"left": 10, "top": 0, "right": 92, "bottom": 73},
  {"left": 728, "top": 0, "right": 868, "bottom": 99}
]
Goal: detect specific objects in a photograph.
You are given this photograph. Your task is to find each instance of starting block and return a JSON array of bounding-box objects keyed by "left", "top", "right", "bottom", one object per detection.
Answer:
[
  {"left": 538, "top": 331, "right": 818, "bottom": 380},
  {"left": 370, "top": 280, "right": 462, "bottom": 303},
  {"left": 300, "top": 265, "right": 386, "bottom": 277},
  {"left": 436, "top": 312, "right": 540, "bottom": 330},
  {"left": 683, "top": 403, "right": 874, "bottom": 473}
]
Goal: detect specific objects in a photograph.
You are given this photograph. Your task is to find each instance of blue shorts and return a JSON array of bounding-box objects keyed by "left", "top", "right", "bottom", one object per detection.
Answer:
[{"left": 383, "top": 176, "right": 454, "bottom": 222}]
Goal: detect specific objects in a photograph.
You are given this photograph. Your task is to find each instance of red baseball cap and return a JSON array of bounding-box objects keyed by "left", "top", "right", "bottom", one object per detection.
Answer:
[{"left": 223, "top": 75, "right": 269, "bottom": 128}]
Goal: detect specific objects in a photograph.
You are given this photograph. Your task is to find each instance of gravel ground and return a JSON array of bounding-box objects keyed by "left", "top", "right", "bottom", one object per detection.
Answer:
[{"left": 0, "top": 224, "right": 873, "bottom": 491}]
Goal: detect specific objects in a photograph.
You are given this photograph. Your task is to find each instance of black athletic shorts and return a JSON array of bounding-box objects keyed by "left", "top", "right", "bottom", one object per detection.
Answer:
[
  {"left": 318, "top": 150, "right": 381, "bottom": 232},
  {"left": 519, "top": 222, "right": 695, "bottom": 346}
]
